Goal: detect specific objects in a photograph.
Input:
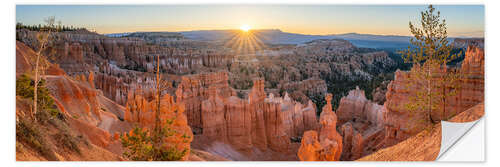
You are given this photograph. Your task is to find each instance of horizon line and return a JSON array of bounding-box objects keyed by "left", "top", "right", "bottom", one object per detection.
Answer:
[{"left": 99, "top": 29, "right": 485, "bottom": 38}]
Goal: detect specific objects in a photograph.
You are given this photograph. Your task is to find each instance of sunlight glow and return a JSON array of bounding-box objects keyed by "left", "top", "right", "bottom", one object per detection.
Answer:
[
  {"left": 240, "top": 24, "right": 251, "bottom": 32},
  {"left": 225, "top": 26, "right": 266, "bottom": 56}
]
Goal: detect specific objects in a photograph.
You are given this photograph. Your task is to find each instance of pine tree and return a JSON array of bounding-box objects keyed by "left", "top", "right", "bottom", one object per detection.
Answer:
[
  {"left": 399, "top": 5, "right": 462, "bottom": 126},
  {"left": 121, "top": 48, "right": 189, "bottom": 161}
]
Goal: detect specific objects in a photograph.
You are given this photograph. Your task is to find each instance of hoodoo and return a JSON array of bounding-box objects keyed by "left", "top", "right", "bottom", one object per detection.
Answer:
[
  {"left": 298, "top": 93, "right": 342, "bottom": 161},
  {"left": 178, "top": 72, "right": 319, "bottom": 160}
]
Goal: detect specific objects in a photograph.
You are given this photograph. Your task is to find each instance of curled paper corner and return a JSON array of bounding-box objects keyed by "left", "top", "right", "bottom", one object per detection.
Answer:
[
  {"left": 436, "top": 118, "right": 484, "bottom": 161},
  {"left": 436, "top": 119, "right": 479, "bottom": 160},
  {"left": 435, "top": 102, "right": 485, "bottom": 161}
]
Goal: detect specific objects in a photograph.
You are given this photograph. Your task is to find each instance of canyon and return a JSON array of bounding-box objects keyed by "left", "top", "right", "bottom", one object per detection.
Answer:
[
  {"left": 17, "top": 29, "right": 398, "bottom": 110},
  {"left": 297, "top": 44, "right": 484, "bottom": 161},
  {"left": 16, "top": 29, "right": 235, "bottom": 106},
  {"left": 381, "top": 45, "right": 484, "bottom": 147},
  {"left": 16, "top": 41, "right": 210, "bottom": 161},
  {"left": 15, "top": 28, "right": 485, "bottom": 161},
  {"left": 179, "top": 72, "right": 318, "bottom": 160}
]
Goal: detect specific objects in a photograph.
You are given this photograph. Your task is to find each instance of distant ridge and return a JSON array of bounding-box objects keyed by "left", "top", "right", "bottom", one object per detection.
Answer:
[
  {"left": 179, "top": 30, "right": 409, "bottom": 49},
  {"left": 104, "top": 30, "right": 483, "bottom": 49}
]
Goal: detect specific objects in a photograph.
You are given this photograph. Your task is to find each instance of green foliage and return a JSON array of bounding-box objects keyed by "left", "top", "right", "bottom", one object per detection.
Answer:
[
  {"left": 16, "top": 22, "right": 87, "bottom": 32},
  {"left": 309, "top": 92, "right": 326, "bottom": 115},
  {"left": 121, "top": 127, "right": 154, "bottom": 161},
  {"left": 316, "top": 72, "right": 394, "bottom": 115},
  {"left": 16, "top": 74, "right": 57, "bottom": 113},
  {"left": 446, "top": 48, "right": 466, "bottom": 66},
  {"left": 290, "top": 136, "right": 302, "bottom": 143},
  {"left": 364, "top": 73, "right": 394, "bottom": 100},
  {"left": 386, "top": 49, "right": 412, "bottom": 71},
  {"left": 121, "top": 121, "right": 189, "bottom": 161},
  {"left": 236, "top": 91, "right": 246, "bottom": 99},
  {"left": 400, "top": 5, "right": 461, "bottom": 66},
  {"left": 16, "top": 74, "right": 35, "bottom": 98},
  {"left": 398, "top": 5, "right": 463, "bottom": 125}
]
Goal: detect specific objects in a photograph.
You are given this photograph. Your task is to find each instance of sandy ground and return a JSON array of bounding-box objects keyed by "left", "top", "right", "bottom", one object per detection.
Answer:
[{"left": 358, "top": 103, "right": 484, "bottom": 161}]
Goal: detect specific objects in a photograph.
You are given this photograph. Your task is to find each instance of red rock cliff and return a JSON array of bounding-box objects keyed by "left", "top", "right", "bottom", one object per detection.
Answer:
[{"left": 382, "top": 45, "right": 484, "bottom": 147}]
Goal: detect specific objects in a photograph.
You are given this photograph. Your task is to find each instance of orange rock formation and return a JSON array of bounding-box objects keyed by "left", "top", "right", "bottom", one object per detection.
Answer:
[
  {"left": 17, "top": 29, "right": 235, "bottom": 106},
  {"left": 176, "top": 72, "right": 236, "bottom": 132},
  {"left": 331, "top": 45, "right": 484, "bottom": 160},
  {"left": 335, "top": 87, "right": 386, "bottom": 160},
  {"left": 177, "top": 72, "right": 318, "bottom": 159},
  {"left": 16, "top": 40, "right": 132, "bottom": 156},
  {"left": 124, "top": 88, "right": 194, "bottom": 160},
  {"left": 298, "top": 93, "right": 342, "bottom": 161}
]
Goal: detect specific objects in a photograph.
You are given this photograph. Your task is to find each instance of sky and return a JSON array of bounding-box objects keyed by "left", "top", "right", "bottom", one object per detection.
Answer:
[{"left": 16, "top": 5, "right": 484, "bottom": 37}]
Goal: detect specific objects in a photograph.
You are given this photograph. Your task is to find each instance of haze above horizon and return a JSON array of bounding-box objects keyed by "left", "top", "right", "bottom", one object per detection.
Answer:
[{"left": 16, "top": 5, "right": 484, "bottom": 37}]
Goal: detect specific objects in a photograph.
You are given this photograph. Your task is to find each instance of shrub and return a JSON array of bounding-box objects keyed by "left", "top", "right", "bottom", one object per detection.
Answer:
[
  {"left": 121, "top": 127, "right": 155, "bottom": 161},
  {"left": 53, "top": 132, "right": 81, "bottom": 154},
  {"left": 121, "top": 125, "right": 188, "bottom": 161},
  {"left": 16, "top": 74, "right": 61, "bottom": 120},
  {"left": 16, "top": 74, "right": 35, "bottom": 98},
  {"left": 16, "top": 119, "right": 58, "bottom": 160}
]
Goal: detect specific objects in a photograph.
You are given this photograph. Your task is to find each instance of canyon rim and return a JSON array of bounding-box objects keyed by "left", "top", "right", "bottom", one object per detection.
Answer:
[{"left": 14, "top": 4, "right": 485, "bottom": 161}]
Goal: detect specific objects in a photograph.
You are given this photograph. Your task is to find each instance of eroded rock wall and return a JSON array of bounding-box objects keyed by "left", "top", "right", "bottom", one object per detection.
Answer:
[
  {"left": 382, "top": 45, "right": 484, "bottom": 147},
  {"left": 123, "top": 89, "right": 194, "bottom": 160},
  {"left": 335, "top": 88, "right": 386, "bottom": 160},
  {"left": 16, "top": 40, "right": 131, "bottom": 156},
  {"left": 16, "top": 30, "right": 235, "bottom": 106},
  {"left": 179, "top": 72, "right": 318, "bottom": 157},
  {"left": 176, "top": 71, "right": 236, "bottom": 132}
]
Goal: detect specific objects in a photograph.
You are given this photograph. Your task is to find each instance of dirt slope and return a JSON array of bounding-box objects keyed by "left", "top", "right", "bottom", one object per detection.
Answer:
[{"left": 358, "top": 103, "right": 484, "bottom": 161}]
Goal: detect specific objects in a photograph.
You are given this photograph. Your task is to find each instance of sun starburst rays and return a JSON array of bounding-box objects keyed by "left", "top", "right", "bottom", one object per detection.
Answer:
[{"left": 224, "top": 30, "right": 266, "bottom": 56}]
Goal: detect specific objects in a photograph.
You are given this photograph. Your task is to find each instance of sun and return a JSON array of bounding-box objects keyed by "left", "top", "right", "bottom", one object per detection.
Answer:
[{"left": 240, "top": 24, "right": 251, "bottom": 32}]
